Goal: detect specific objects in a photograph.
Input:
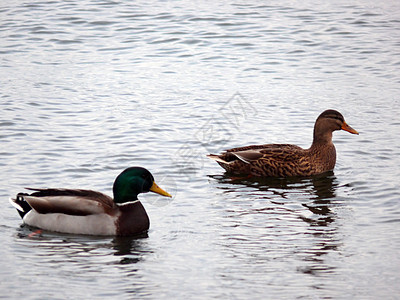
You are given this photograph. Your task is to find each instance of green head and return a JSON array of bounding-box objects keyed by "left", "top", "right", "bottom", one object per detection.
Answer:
[{"left": 113, "top": 167, "right": 171, "bottom": 204}]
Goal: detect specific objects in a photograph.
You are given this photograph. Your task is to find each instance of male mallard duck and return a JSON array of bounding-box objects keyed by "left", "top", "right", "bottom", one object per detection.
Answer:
[
  {"left": 207, "top": 109, "right": 359, "bottom": 177},
  {"left": 9, "top": 167, "right": 172, "bottom": 236}
]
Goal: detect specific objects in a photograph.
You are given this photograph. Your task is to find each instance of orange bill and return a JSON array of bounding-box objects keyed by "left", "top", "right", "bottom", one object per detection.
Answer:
[{"left": 341, "top": 121, "right": 359, "bottom": 135}]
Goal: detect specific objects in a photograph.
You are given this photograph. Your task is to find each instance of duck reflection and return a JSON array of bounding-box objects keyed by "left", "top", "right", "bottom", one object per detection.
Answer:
[
  {"left": 209, "top": 171, "right": 338, "bottom": 218},
  {"left": 301, "top": 173, "right": 337, "bottom": 226},
  {"left": 209, "top": 171, "right": 343, "bottom": 276},
  {"left": 15, "top": 226, "right": 150, "bottom": 266},
  {"left": 112, "top": 233, "right": 150, "bottom": 265}
]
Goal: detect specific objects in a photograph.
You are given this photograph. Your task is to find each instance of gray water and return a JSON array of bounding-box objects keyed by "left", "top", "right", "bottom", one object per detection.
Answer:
[{"left": 1, "top": 1, "right": 400, "bottom": 299}]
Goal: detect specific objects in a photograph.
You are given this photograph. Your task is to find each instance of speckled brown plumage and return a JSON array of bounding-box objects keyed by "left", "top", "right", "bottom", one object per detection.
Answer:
[{"left": 208, "top": 110, "right": 358, "bottom": 177}]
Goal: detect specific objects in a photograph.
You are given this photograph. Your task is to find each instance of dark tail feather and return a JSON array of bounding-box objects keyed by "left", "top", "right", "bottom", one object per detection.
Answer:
[{"left": 9, "top": 193, "right": 32, "bottom": 219}]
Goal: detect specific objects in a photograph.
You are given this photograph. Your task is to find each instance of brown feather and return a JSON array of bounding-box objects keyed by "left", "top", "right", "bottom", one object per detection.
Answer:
[
  {"left": 208, "top": 110, "right": 358, "bottom": 177},
  {"left": 22, "top": 188, "right": 116, "bottom": 216}
]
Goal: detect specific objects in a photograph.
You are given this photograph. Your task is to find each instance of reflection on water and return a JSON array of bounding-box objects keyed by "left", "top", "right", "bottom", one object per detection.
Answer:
[
  {"left": 209, "top": 170, "right": 338, "bottom": 206},
  {"left": 10, "top": 228, "right": 155, "bottom": 298},
  {"left": 209, "top": 172, "right": 343, "bottom": 278},
  {"left": 112, "top": 235, "right": 149, "bottom": 265},
  {"left": 14, "top": 225, "right": 150, "bottom": 265}
]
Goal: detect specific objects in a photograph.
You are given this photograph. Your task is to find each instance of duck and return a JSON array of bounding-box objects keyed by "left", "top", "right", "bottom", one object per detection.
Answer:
[
  {"left": 9, "top": 167, "right": 172, "bottom": 236},
  {"left": 207, "top": 109, "right": 359, "bottom": 177}
]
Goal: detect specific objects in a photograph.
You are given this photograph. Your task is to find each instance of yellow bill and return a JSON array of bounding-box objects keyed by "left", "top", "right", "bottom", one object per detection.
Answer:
[{"left": 150, "top": 181, "right": 172, "bottom": 197}]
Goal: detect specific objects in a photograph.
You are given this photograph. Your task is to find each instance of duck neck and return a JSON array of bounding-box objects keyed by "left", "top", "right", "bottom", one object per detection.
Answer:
[
  {"left": 310, "top": 128, "right": 337, "bottom": 171},
  {"left": 311, "top": 125, "right": 333, "bottom": 149},
  {"left": 113, "top": 191, "right": 139, "bottom": 204}
]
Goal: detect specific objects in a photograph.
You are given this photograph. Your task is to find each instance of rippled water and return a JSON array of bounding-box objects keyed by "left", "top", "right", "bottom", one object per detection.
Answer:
[{"left": 1, "top": 1, "right": 400, "bottom": 299}]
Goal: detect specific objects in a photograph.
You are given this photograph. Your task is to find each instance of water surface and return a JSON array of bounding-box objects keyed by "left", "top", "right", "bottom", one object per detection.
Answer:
[{"left": 1, "top": 1, "right": 400, "bottom": 299}]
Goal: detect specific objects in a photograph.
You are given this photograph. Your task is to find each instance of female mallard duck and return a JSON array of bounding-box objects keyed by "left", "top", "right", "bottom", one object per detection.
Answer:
[
  {"left": 9, "top": 167, "right": 172, "bottom": 236},
  {"left": 207, "top": 110, "right": 359, "bottom": 177}
]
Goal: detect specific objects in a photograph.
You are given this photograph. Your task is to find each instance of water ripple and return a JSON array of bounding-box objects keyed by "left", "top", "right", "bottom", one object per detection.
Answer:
[{"left": 1, "top": 1, "right": 400, "bottom": 299}]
